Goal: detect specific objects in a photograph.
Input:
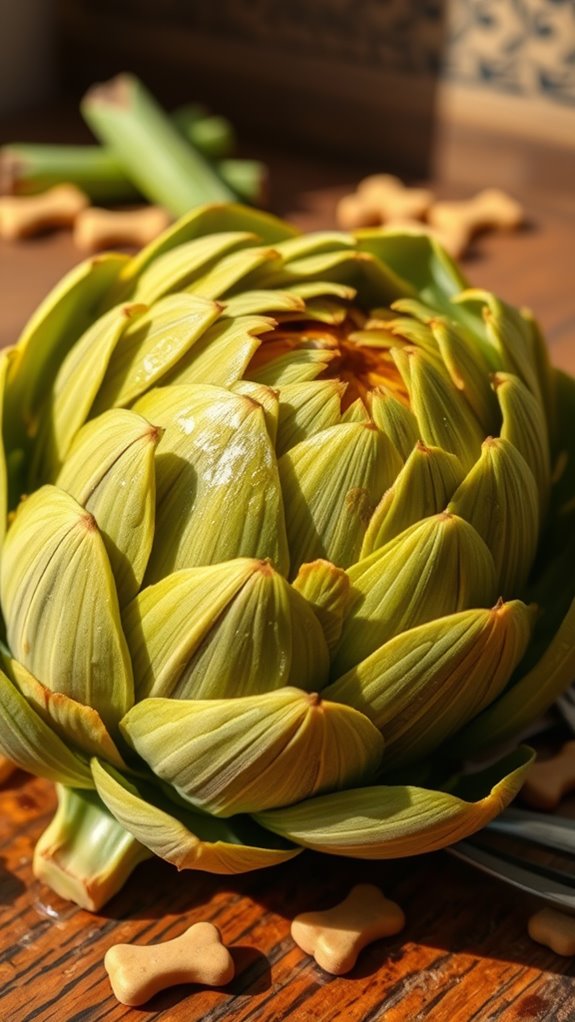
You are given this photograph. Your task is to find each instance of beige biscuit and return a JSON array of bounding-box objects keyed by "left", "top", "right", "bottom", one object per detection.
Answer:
[
  {"left": 521, "top": 740, "right": 575, "bottom": 811},
  {"left": 336, "top": 193, "right": 384, "bottom": 231},
  {"left": 0, "top": 184, "right": 89, "bottom": 240},
  {"left": 336, "top": 175, "right": 434, "bottom": 231},
  {"left": 291, "top": 883, "right": 405, "bottom": 975},
  {"left": 528, "top": 908, "right": 575, "bottom": 956},
  {"left": 74, "top": 205, "right": 172, "bottom": 253},
  {"left": 428, "top": 188, "right": 524, "bottom": 249},
  {"left": 104, "top": 920, "right": 235, "bottom": 1007},
  {"left": 358, "top": 175, "right": 434, "bottom": 221}
]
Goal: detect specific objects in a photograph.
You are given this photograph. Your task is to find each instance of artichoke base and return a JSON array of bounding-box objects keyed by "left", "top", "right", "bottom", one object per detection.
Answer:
[{"left": 33, "top": 784, "right": 152, "bottom": 911}]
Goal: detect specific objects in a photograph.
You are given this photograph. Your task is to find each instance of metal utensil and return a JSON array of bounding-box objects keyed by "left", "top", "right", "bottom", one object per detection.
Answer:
[{"left": 449, "top": 807, "right": 575, "bottom": 912}]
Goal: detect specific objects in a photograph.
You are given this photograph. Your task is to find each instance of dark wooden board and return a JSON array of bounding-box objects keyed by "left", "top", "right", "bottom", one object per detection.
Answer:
[{"left": 1, "top": 775, "right": 575, "bottom": 1022}]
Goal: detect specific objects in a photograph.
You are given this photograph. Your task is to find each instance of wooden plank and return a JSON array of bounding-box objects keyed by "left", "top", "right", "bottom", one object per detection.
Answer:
[{"left": 1, "top": 775, "right": 575, "bottom": 1020}]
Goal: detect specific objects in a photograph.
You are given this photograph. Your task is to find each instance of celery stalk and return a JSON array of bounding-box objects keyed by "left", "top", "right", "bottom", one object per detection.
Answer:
[
  {"left": 0, "top": 145, "right": 267, "bottom": 205},
  {"left": 219, "top": 158, "right": 268, "bottom": 204},
  {"left": 81, "top": 74, "right": 234, "bottom": 215},
  {"left": 0, "top": 145, "right": 139, "bottom": 201},
  {"left": 172, "top": 103, "right": 236, "bottom": 158}
]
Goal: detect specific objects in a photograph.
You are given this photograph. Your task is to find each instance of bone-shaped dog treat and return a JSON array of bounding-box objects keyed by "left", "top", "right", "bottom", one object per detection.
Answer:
[
  {"left": 104, "top": 921, "right": 235, "bottom": 1006},
  {"left": 528, "top": 908, "right": 575, "bottom": 956},
  {"left": 428, "top": 188, "right": 524, "bottom": 247},
  {"left": 74, "top": 205, "right": 172, "bottom": 253},
  {"left": 291, "top": 883, "right": 405, "bottom": 975},
  {"left": 521, "top": 740, "right": 575, "bottom": 811},
  {"left": 0, "top": 184, "right": 89, "bottom": 240},
  {"left": 358, "top": 175, "right": 434, "bottom": 221},
  {"left": 336, "top": 193, "right": 385, "bottom": 231},
  {"left": 336, "top": 175, "right": 434, "bottom": 231}
]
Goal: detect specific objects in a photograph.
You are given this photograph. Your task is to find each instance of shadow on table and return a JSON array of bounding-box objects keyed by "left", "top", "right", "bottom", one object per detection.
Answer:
[
  {"left": 96, "top": 843, "right": 575, "bottom": 985},
  {"left": 0, "top": 855, "right": 25, "bottom": 905}
]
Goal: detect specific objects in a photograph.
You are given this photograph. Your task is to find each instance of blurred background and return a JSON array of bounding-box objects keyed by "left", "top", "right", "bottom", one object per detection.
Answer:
[
  {"left": 2, "top": 0, "right": 574, "bottom": 195},
  {"left": 0, "top": 0, "right": 574, "bottom": 360}
]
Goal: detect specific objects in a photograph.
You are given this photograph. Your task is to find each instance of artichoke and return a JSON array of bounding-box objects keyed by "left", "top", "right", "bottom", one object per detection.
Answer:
[{"left": 1, "top": 204, "right": 574, "bottom": 911}]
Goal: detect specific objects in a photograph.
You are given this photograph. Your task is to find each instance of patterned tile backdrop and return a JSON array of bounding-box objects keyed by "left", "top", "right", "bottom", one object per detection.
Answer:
[
  {"left": 446, "top": 0, "right": 575, "bottom": 105},
  {"left": 83, "top": 0, "right": 575, "bottom": 106}
]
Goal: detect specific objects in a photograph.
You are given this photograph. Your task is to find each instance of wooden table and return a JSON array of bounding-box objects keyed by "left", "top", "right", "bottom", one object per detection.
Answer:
[{"left": 1, "top": 154, "right": 575, "bottom": 1022}]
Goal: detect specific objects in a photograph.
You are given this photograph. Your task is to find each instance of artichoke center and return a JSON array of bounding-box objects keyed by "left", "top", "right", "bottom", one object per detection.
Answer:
[{"left": 252, "top": 314, "right": 408, "bottom": 410}]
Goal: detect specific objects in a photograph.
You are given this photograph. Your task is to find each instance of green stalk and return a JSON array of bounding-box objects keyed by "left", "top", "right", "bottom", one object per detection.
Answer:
[
  {"left": 81, "top": 73, "right": 234, "bottom": 216},
  {"left": 219, "top": 159, "right": 268, "bottom": 204},
  {"left": 0, "top": 145, "right": 140, "bottom": 202},
  {"left": 171, "top": 103, "right": 236, "bottom": 158},
  {"left": 0, "top": 145, "right": 266, "bottom": 205},
  {"left": 33, "top": 785, "right": 151, "bottom": 911}
]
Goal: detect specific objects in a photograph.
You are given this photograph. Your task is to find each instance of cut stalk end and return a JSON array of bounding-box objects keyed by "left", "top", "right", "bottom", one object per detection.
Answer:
[{"left": 33, "top": 785, "right": 151, "bottom": 911}]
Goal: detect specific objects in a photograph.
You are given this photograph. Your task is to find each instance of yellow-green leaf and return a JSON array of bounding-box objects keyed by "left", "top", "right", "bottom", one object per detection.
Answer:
[
  {"left": 356, "top": 228, "right": 467, "bottom": 309},
  {"left": 247, "top": 347, "right": 337, "bottom": 387},
  {"left": 451, "top": 597, "right": 575, "bottom": 756},
  {"left": 455, "top": 290, "right": 543, "bottom": 406},
  {"left": 333, "top": 513, "right": 498, "bottom": 676},
  {"left": 118, "top": 203, "right": 297, "bottom": 289},
  {"left": 259, "top": 249, "right": 410, "bottom": 309},
  {"left": 31, "top": 303, "right": 146, "bottom": 482},
  {"left": 231, "top": 380, "right": 279, "bottom": 446},
  {"left": 292, "top": 559, "right": 351, "bottom": 653},
  {"left": 163, "top": 315, "right": 272, "bottom": 388},
  {"left": 361, "top": 442, "right": 464, "bottom": 556},
  {"left": 122, "top": 688, "right": 384, "bottom": 816},
  {"left": 223, "top": 289, "right": 305, "bottom": 318},
  {"left": 393, "top": 347, "right": 484, "bottom": 471},
  {"left": 0, "top": 485, "right": 133, "bottom": 729},
  {"left": 134, "top": 385, "right": 289, "bottom": 579},
  {"left": 289, "top": 280, "right": 356, "bottom": 303},
  {"left": 131, "top": 231, "right": 260, "bottom": 304},
  {"left": 92, "top": 759, "right": 300, "bottom": 873},
  {"left": 341, "top": 398, "right": 372, "bottom": 423},
  {"left": 326, "top": 601, "right": 535, "bottom": 768},
  {"left": 91, "top": 293, "right": 222, "bottom": 411},
  {"left": 56, "top": 409, "right": 160, "bottom": 605},
  {"left": 279, "top": 422, "right": 402, "bottom": 573},
  {"left": 368, "top": 389, "right": 419, "bottom": 460},
  {"left": 385, "top": 315, "right": 438, "bottom": 356},
  {"left": 448, "top": 436, "right": 539, "bottom": 596},
  {"left": 274, "top": 231, "right": 355, "bottom": 262},
  {"left": 11, "top": 658, "right": 126, "bottom": 769},
  {"left": 494, "top": 371, "right": 551, "bottom": 517},
  {"left": 279, "top": 295, "right": 349, "bottom": 325},
  {"left": 0, "top": 348, "right": 15, "bottom": 545},
  {"left": 431, "top": 318, "right": 499, "bottom": 434},
  {"left": 255, "top": 748, "right": 533, "bottom": 857},
  {"left": 6, "top": 253, "right": 128, "bottom": 438},
  {"left": 123, "top": 558, "right": 329, "bottom": 700},
  {"left": 189, "top": 245, "right": 282, "bottom": 299},
  {"left": 0, "top": 667, "right": 92, "bottom": 787},
  {"left": 276, "top": 380, "right": 344, "bottom": 456}
]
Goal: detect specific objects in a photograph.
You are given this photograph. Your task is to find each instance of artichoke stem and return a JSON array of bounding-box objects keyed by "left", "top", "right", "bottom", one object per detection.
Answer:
[{"left": 33, "top": 784, "right": 152, "bottom": 912}]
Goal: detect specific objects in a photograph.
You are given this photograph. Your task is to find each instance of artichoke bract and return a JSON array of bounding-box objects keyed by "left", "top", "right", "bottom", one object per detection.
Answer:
[{"left": 1, "top": 204, "right": 574, "bottom": 910}]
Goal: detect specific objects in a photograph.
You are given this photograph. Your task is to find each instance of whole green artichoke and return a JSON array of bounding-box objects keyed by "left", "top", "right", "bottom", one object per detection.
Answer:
[{"left": 0, "top": 205, "right": 574, "bottom": 910}]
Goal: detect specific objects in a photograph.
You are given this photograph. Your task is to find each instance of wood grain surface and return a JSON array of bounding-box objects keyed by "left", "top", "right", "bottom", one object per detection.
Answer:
[
  {"left": 0, "top": 148, "right": 574, "bottom": 1022},
  {"left": 1, "top": 774, "right": 575, "bottom": 1022}
]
